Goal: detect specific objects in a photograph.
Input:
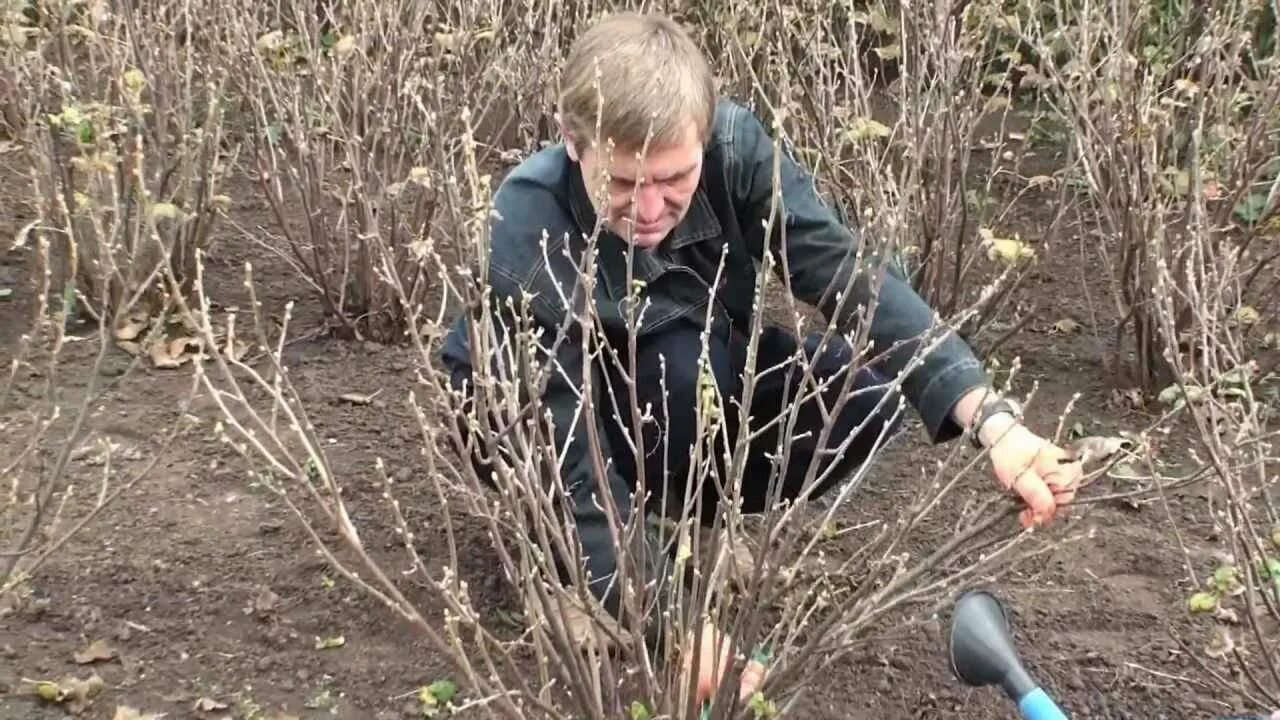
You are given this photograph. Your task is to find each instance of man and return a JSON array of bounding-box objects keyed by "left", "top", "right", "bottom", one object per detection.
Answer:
[{"left": 441, "top": 10, "right": 1082, "bottom": 703}]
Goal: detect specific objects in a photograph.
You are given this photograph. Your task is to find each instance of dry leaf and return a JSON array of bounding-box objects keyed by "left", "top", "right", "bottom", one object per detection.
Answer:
[
  {"left": 1066, "top": 435, "right": 1132, "bottom": 470},
  {"left": 338, "top": 391, "right": 380, "bottom": 405},
  {"left": 1051, "top": 318, "right": 1082, "bottom": 334},
  {"left": 114, "top": 312, "right": 150, "bottom": 341},
  {"left": 148, "top": 339, "right": 186, "bottom": 369},
  {"left": 168, "top": 336, "right": 202, "bottom": 362},
  {"left": 117, "top": 340, "right": 141, "bottom": 356},
  {"left": 73, "top": 639, "right": 116, "bottom": 664},
  {"left": 194, "top": 696, "right": 229, "bottom": 712},
  {"left": 243, "top": 586, "right": 281, "bottom": 617},
  {"left": 979, "top": 228, "right": 1035, "bottom": 264},
  {"left": 315, "top": 635, "right": 345, "bottom": 650},
  {"left": 1205, "top": 626, "right": 1235, "bottom": 659},
  {"left": 1108, "top": 387, "right": 1145, "bottom": 409},
  {"left": 28, "top": 673, "right": 105, "bottom": 708}
]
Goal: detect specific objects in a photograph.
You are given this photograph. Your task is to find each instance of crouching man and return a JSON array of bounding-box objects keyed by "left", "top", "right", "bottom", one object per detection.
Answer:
[{"left": 440, "top": 10, "right": 1083, "bottom": 704}]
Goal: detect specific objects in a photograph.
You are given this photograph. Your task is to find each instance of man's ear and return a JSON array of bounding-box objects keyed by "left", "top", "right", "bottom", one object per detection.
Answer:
[{"left": 556, "top": 114, "right": 581, "bottom": 162}]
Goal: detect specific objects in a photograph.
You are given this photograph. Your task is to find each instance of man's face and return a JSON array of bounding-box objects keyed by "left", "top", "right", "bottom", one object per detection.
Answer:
[{"left": 569, "top": 120, "right": 704, "bottom": 249}]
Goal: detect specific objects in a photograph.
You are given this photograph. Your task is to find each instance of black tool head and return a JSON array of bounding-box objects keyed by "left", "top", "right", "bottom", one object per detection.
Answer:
[{"left": 947, "top": 589, "right": 1036, "bottom": 700}]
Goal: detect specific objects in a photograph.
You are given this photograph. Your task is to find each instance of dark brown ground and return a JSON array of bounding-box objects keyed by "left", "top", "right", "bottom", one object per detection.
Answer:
[{"left": 0, "top": 136, "right": 1274, "bottom": 720}]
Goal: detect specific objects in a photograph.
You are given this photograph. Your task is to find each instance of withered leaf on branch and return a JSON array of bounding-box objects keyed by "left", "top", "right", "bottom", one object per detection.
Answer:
[{"left": 1065, "top": 435, "right": 1133, "bottom": 471}]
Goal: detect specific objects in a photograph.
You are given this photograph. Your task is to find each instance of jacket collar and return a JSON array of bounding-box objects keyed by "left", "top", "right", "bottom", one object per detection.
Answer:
[{"left": 566, "top": 156, "right": 722, "bottom": 300}]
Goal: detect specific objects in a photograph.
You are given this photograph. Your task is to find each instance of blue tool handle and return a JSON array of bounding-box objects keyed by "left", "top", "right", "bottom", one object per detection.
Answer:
[{"left": 1017, "top": 687, "right": 1068, "bottom": 720}]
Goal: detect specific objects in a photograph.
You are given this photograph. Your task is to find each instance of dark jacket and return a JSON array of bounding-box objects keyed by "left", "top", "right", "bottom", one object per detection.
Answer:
[{"left": 440, "top": 97, "right": 988, "bottom": 620}]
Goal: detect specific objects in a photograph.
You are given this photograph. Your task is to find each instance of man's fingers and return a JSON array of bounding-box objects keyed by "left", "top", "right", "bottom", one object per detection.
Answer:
[
  {"left": 692, "top": 630, "right": 732, "bottom": 705},
  {"left": 1011, "top": 472, "right": 1056, "bottom": 525},
  {"left": 1042, "top": 463, "right": 1083, "bottom": 504}
]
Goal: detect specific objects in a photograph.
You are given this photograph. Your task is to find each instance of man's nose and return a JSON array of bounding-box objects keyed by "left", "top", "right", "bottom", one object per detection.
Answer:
[{"left": 635, "top": 183, "right": 665, "bottom": 223}]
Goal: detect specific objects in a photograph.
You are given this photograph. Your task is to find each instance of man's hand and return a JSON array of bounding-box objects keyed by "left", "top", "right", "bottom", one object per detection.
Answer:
[
  {"left": 951, "top": 387, "right": 1085, "bottom": 528},
  {"left": 685, "top": 623, "right": 732, "bottom": 706},
  {"left": 987, "top": 423, "right": 1083, "bottom": 527},
  {"left": 683, "top": 623, "right": 766, "bottom": 707}
]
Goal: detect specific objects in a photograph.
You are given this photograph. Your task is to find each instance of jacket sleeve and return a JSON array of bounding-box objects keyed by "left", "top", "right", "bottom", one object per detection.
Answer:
[{"left": 727, "top": 103, "right": 988, "bottom": 443}]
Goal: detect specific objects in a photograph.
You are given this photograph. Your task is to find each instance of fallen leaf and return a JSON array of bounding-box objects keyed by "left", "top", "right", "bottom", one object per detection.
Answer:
[
  {"left": 338, "top": 391, "right": 381, "bottom": 405},
  {"left": 314, "top": 635, "right": 345, "bottom": 650},
  {"left": 194, "top": 696, "right": 229, "bottom": 712},
  {"left": 27, "top": 673, "right": 105, "bottom": 708},
  {"left": 73, "top": 639, "right": 116, "bottom": 664},
  {"left": 1188, "top": 591, "right": 1218, "bottom": 613},
  {"left": 0, "top": 288, "right": 11, "bottom": 298},
  {"left": 149, "top": 339, "right": 187, "bottom": 369},
  {"left": 1109, "top": 387, "right": 1146, "bottom": 409},
  {"left": 1214, "top": 605, "right": 1240, "bottom": 624},
  {"left": 1204, "top": 626, "right": 1234, "bottom": 658},
  {"left": 243, "top": 586, "right": 281, "bottom": 617},
  {"left": 979, "top": 228, "right": 1035, "bottom": 264},
  {"left": 167, "top": 336, "right": 203, "bottom": 362},
  {"left": 113, "top": 312, "right": 150, "bottom": 341},
  {"left": 1051, "top": 318, "right": 1082, "bottom": 334},
  {"left": 33, "top": 681, "right": 62, "bottom": 701}
]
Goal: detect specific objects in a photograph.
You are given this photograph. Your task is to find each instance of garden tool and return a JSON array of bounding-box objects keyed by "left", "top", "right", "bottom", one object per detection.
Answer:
[{"left": 948, "top": 589, "right": 1068, "bottom": 720}]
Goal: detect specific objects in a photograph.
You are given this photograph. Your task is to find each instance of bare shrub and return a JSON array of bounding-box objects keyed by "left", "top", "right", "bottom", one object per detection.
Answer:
[
  {"left": 2, "top": 0, "right": 212, "bottom": 598},
  {"left": 16, "top": 0, "right": 233, "bottom": 347},
  {"left": 201, "top": 0, "right": 567, "bottom": 342},
  {"left": 1148, "top": 172, "right": 1280, "bottom": 710},
  {"left": 1026, "top": 0, "right": 1280, "bottom": 707},
  {"left": 679, "top": 0, "right": 1072, "bottom": 353},
  {"left": 1019, "top": 0, "right": 1280, "bottom": 394}
]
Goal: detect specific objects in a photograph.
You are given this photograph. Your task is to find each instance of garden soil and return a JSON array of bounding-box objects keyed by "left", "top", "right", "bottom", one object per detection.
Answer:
[{"left": 0, "top": 148, "right": 1268, "bottom": 720}]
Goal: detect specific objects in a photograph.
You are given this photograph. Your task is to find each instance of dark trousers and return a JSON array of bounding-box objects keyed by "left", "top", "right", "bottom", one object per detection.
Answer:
[
  {"left": 451, "top": 319, "right": 906, "bottom": 525},
  {"left": 603, "top": 321, "right": 904, "bottom": 523}
]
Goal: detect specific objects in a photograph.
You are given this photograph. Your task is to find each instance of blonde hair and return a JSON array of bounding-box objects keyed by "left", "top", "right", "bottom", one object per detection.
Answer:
[{"left": 557, "top": 12, "right": 716, "bottom": 152}]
